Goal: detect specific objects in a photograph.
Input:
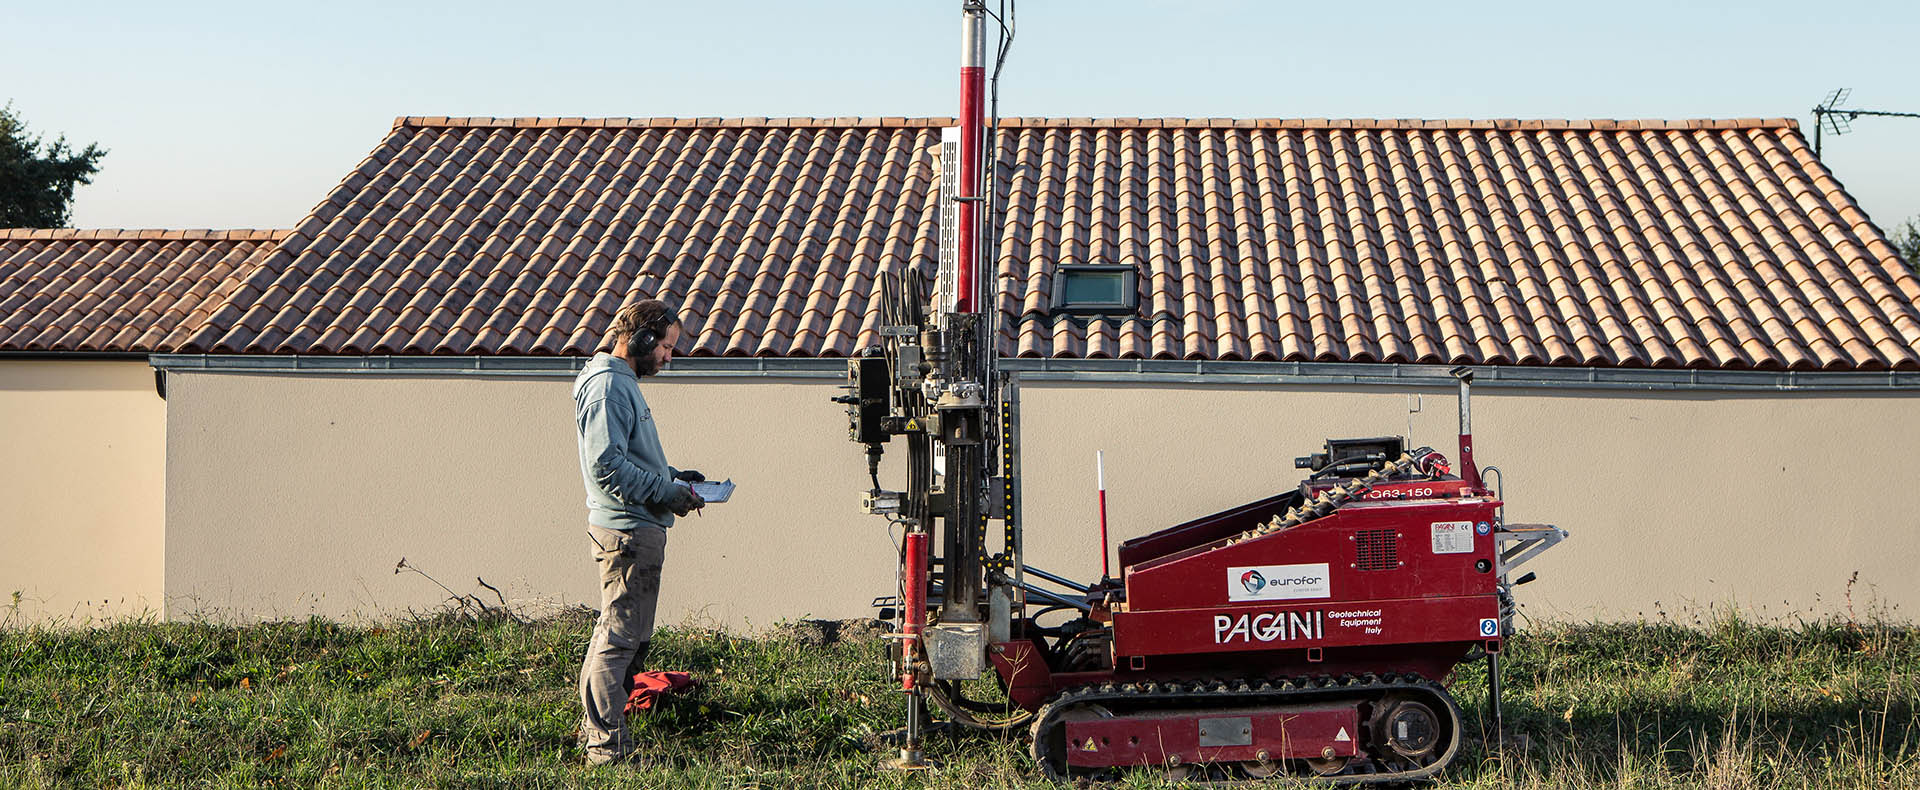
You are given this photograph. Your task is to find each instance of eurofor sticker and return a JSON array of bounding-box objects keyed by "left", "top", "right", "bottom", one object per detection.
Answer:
[
  {"left": 1227, "top": 563, "right": 1331, "bottom": 602},
  {"left": 1430, "top": 521, "right": 1475, "bottom": 554}
]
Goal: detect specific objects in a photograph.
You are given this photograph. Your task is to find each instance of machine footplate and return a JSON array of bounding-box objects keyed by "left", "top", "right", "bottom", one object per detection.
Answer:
[{"left": 1029, "top": 673, "right": 1461, "bottom": 784}]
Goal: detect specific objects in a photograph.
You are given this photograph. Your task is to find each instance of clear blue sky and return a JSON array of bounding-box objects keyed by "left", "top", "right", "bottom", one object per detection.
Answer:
[{"left": 9, "top": 0, "right": 1918, "bottom": 232}]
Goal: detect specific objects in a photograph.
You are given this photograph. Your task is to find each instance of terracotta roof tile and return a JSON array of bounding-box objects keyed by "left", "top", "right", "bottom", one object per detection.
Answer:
[
  {"left": 0, "top": 230, "right": 287, "bottom": 352},
  {"left": 15, "top": 117, "right": 1912, "bottom": 369}
]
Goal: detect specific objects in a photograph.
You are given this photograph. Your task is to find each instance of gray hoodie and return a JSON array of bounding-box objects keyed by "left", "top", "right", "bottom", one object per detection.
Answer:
[{"left": 574, "top": 352, "right": 680, "bottom": 531}]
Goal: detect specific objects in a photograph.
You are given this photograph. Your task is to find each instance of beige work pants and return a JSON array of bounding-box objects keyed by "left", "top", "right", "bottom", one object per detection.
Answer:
[{"left": 578, "top": 523, "right": 667, "bottom": 765}]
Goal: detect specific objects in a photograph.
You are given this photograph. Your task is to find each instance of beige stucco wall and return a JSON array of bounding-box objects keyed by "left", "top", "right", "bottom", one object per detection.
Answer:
[
  {"left": 162, "top": 371, "right": 1920, "bottom": 626},
  {"left": 1017, "top": 382, "right": 1920, "bottom": 623},
  {"left": 0, "top": 359, "right": 166, "bottom": 623},
  {"left": 162, "top": 371, "right": 890, "bottom": 625}
]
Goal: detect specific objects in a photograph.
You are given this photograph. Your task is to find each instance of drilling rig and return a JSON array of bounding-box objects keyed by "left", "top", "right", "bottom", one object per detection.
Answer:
[{"left": 832, "top": 2, "right": 1567, "bottom": 782}]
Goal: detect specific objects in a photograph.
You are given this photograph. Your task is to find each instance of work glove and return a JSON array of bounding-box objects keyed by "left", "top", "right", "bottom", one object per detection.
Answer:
[
  {"left": 664, "top": 484, "right": 704, "bottom": 517},
  {"left": 673, "top": 469, "right": 706, "bottom": 483}
]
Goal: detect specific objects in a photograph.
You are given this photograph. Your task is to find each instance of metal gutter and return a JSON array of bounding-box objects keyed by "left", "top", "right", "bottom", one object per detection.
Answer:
[
  {"left": 1000, "top": 359, "right": 1920, "bottom": 392},
  {"left": 146, "top": 354, "right": 1920, "bottom": 392}
]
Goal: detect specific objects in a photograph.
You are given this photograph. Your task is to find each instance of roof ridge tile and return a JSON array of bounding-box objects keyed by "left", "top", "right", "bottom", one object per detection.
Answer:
[
  {"left": 387, "top": 116, "right": 1802, "bottom": 132},
  {"left": 0, "top": 228, "right": 289, "bottom": 241}
]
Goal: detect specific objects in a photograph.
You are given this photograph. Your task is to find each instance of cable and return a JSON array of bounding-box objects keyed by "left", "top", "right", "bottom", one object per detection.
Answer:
[
  {"left": 984, "top": 0, "right": 1014, "bottom": 352},
  {"left": 978, "top": 0, "right": 1016, "bottom": 511},
  {"left": 993, "top": 0, "right": 1016, "bottom": 79},
  {"left": 926, "top": 679, "right": 1034, "bottom": 731}
]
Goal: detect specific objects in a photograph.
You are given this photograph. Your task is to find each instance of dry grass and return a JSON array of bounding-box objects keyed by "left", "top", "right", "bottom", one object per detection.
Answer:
[{"left": 1, "top": 607, "right": 1914, "bottom": 789}]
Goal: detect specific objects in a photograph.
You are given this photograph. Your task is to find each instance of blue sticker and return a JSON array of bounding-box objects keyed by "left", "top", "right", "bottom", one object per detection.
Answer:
[
  {"left": 1479, "top": 618, "right": 1500, "bottom": 637},
  {"left": 1476, "top": 521, "right": 1491, "bottom": 535}
]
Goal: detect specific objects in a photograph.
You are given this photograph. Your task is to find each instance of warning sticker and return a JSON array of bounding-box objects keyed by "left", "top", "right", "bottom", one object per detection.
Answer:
[{"left": 1431, "top": 521, "right": 1475, "bottom": 554}]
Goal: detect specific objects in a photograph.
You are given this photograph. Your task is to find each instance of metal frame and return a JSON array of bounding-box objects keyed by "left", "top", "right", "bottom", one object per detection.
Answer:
[
  {"left": 1049, "top": 264, "right": 1139, "bottom": 316},
  {"left": 1494, "top": 524, "right": 1568, "bottom": 577},
  {"left": 936, "top": 127, "right": 963, "bottom": 316}
]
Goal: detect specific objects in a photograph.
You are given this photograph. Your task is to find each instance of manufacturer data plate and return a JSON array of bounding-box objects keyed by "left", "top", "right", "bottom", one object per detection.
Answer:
[{"left": 1430, "top": 521, "right": 1475, "bottom": 554}]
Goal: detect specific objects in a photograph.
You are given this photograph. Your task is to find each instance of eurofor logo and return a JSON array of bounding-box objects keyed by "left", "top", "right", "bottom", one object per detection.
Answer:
[{"left": 1226, "top": 563, "right": 1331, "bottom": 602}]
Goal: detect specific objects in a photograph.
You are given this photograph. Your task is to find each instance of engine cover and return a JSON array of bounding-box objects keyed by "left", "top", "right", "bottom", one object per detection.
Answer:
[{"left": 1114, "top": 498, "right": 1502, "bottom": 662}]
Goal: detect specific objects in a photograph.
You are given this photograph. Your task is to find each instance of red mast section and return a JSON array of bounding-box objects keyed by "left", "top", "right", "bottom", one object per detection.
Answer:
[{"left": 955, "top": 1, "right": 986, "bottom": 314}]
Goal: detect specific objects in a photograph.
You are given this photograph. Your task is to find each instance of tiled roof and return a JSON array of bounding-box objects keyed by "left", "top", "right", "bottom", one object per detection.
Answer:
[
  {"left": 0, "top": 229, "right": 285, "bottom": 353},
  {"left": 162, "top": 117, "right": 1920, "bottom": 369}
]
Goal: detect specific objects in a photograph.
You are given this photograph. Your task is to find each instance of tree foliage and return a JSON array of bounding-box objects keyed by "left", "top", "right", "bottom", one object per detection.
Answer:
[
  {"left": 1892, "top": 218, "right": 1920, "bottom": 273},
  {"left": 0, "top": 102, "right": 106, "bottom": 228}
]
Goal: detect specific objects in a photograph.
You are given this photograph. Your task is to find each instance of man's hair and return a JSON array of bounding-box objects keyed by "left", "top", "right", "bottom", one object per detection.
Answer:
[{"left": 599, "top": 299, "right": 681, "bottom": 354}]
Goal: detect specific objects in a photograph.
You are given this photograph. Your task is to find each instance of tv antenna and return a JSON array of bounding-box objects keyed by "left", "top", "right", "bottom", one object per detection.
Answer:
[{"left": 1812, "top": 89, "right": 1920, "bottom": 156}]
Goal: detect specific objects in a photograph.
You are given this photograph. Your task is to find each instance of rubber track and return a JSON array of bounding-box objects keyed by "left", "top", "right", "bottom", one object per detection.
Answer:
[{"left": 1028, "top": 672, "right": 1463, "bottom": 785}]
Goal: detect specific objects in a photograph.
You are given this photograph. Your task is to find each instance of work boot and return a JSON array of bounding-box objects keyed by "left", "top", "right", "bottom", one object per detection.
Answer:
[
  {"left": 583, "top": 727, "right": 642, "bottom": 767},
  {"left": 584, "top": 749, "right": 624, "bottom": 767},
  {"left": 581, "top": 712, "right": 637, "bottom": 767},
  {"left": 586, "top": 750, "right": 648, "bottom": 768}
]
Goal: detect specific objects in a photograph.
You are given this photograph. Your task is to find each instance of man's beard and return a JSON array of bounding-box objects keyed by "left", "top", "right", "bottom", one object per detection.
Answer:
[{"left": 633, "top": 353, "right": 662, "bottom": 377}]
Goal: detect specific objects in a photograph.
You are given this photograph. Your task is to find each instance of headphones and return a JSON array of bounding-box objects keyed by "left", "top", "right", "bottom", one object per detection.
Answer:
[{"left": 631, "top": 308, "right": 679, "bottom": 356}]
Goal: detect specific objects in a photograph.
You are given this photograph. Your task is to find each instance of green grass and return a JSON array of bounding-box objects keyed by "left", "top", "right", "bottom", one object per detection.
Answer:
[{"left": 1, "top": 610, "right": 1915, "bottom": 789}]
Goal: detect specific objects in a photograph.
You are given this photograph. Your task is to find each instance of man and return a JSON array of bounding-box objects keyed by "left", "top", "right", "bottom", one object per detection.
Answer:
[{"left": 573, "top": 298, "right": 705, "bottom": 766}]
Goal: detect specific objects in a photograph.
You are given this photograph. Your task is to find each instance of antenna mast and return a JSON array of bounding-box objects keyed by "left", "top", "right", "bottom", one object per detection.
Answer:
[{"left": 1812, "top": 89, "right": 1920, "bottom": 156}]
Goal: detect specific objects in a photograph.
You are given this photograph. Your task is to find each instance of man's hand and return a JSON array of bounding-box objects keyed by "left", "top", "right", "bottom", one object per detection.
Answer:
[
  {"left": 665, "top": 484, "right": 705, "bottom": 517},
  {"left": 673, "top": 469, "right": 706, "bottom": 483}
]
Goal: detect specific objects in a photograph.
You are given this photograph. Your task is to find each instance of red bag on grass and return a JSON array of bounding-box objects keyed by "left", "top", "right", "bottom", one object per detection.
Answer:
[{"left": 624, "top": 670, "right": 701, "bottom": 714}]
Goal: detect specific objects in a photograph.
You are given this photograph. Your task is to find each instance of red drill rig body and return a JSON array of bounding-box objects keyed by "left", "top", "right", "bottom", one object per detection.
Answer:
[
  {"left": 995, "top": 424, "right": 1566, "bottom": 782},
  {"left": 832, "top": 2, "right": 1566, "bottom": 782}
]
